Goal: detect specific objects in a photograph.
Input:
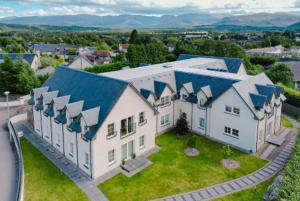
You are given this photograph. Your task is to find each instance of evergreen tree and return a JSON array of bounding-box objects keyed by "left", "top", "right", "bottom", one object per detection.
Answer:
[{"left": 129, "top": 29, "right": 139, "bottom": 44}]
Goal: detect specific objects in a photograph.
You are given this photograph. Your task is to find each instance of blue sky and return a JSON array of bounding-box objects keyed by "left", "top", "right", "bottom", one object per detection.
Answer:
[{"left": 1, "top": 0, "right": 300, "bottom": 18}]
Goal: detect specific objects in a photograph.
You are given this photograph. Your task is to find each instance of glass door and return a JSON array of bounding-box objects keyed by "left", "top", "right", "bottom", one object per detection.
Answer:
[{"left": 121, "top": 140, "right": 134, "bottom": 160}]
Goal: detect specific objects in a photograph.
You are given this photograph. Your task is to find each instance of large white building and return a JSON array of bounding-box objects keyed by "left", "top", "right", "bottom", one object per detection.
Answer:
[{"left": 28, "top": 54, "right": 286, "bottom": 179}]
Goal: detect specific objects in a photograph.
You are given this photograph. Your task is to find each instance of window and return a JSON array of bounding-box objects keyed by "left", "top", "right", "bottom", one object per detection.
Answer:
[
  {"left": 224, "top": 126, "right": 231, "bottom": 134},
  {"left": 108, "top": 149, "right": 115, "bottom": 164},
  {"left": 160, "top": 114, "right": 170, "bottom": 126},
  {"left": 70, "top": 142, "right": 74, "bottom": 156},
  {"left": 165, "top": 96, "right": 170, "bottom": 105},
  {"left": 139, "top": 135, "right": 145, "bottom": 149},
  {"left": 84, "top": 153, "right": 89, "bottom": 167},
  {"left": 199, "top": 98, "right": 205, "bottom": 106},
  {"left": 160, "top": 97, "right": 165, "bottom": 105},
  {"left": 107, "top": 123, "right": 115, "bottom": 137},
  {"left": 139, "top": 112, "right": 145, "bottom": 124},
  {"left": 182, "top": 94, "right": 187, "bottom": 99},
  {"left": 232, "top": 129, "right": 239, "bottom": 137},
  {"left": 199, "top": 118, "right": 205, "bottom": 129},
  {"left": 225, "top": 106, "right": 232, "bottom": 113},
  {"left": 233, "top": 107, "right": 240, "bottom": 115}
]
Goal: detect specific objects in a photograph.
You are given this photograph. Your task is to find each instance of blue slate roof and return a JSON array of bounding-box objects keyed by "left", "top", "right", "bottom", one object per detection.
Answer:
[
  {"left": 177, "top": 54, "right": 243, "bottom": 73},
  {"left": 175, "top": 71, "right": 239, "bottom": 104},
  {"left": 0, "top": 54, "right": 36, "bottom": 65},
  {"left": 43, "top": 66, "right": 128, "bottom": 140},
  {"left": 154, "top": 80, "right": 168, "bottom": 97},
  {"left": 185, "top": 95, "right": 198, "bottom": 104},
  {"left": 140, "top": 88, "right": 152, "bottom": 99},
  {"left": 68, "top": 120, "right": 81, "bottom": 133},
  {"left": 255, "top": 84, "right": 275, "bottom": 102},
  {"left": 35, "top": 99, "right": 43, "bottom": 111},
  {"left": 266, "top": 84, "right": 284, "bottom": 97},
  {"left": 249, "top": 93, "right": 267, "bottom": 110},
  {"left": 55, "top": 110, "right": 67, "bottom": 124},
  {"left": 28, "top": 96, "right": 35, "bottom": 105}
]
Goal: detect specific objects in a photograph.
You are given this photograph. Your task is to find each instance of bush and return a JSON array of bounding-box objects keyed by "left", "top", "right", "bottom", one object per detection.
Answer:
[
  {"left": 277, "top": 132, "right": 300, "bottom": 200},
  {"left": 175, "top": 117, "right": 189, "bottom": 137},
  {"left": 187, "top": 136, "right": 197, "bottom": 148},
  {"left": 278, "top": 83, "right": 300, "bottom": 107},
  {"left": 250, "top": 56, "right": 278, "bottom": 67},
  {"left": 84, "top": 61, "right": 129, "bottom": 73},
  {"left": 266, "top": 63, "right": 294, "bottom": 87},
  {"left": 223, "top": 145, "right": 233, "bottom": 159}
]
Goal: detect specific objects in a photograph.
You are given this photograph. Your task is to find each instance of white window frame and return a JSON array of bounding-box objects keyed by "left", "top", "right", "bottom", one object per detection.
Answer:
[
  {"left": 232, "top": 129, "right": 239, "bottom": 137},
  {"left": 107, "top": 123, "right": 116, "bottom": 138},
  {"left": 160, "top": 114, "right": 170, "bottom": 126},
  {"left": 199, "top": 118, "right": 205, "bottom": 129},
  {"left": 139, "top": 135, "right": 145, "bottom": 149},
  {"left": 225, "top": 106, "right": 232, "bottom": 113},
  {"left": 233, "top": 107, "right": 240, "bottom": 115},
  {"left": 108, "top": 149, "right": 115, "bottom": 165},
  {"left": 84, "top": 153, "right": 89, "bottom": 168},
  {"left": 70, "top": 142, "right": 74, "bottom": 157},
  {"left": 139, "top": 112, "right": 145, "bottom": 124},
  {"left": 224, "top": 126, "right": 231, "bottom": 134}
]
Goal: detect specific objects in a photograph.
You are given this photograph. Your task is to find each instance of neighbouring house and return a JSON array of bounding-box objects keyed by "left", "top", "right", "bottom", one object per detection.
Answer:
[
  {"left": 68, "top": 50, "right": 112, "bottom": 70},
  {"left": 276, "top": 61, "right": 300, "bottom": 89},
  {"left": 33, "top": 43, "right": 75, "bottom": 58},
  {"left": 119, "top": 43, "right": 129, "bottom": 53},
  {"left": 0, "top": 53, "right": 40, "bottom": 71},
  {"left": 287, "top": 46, "right": 300, "bottom": 57},
  {"left": 36, "top": 66, "right": 56, "bottom": 76},
  {"left": 68, "top": 55, "right": 95, "bottom": 70},
  {"left": 78, "top": 47, "right": 97, "bottom": 55},
  {"left": 29, "top": 54, "right": 285, "bottom": 179},
  {"left": 246, "top": 45, "right": 285, "bottom": 56},
  {"left": 166, "top": 43, "right": 176, "bottom": 52}
]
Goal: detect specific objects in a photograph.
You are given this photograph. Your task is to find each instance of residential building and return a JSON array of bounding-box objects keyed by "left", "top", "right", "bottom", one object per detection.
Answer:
[
  {"left": 0, "top": 53, "right": 40, "bottom": 71},
  {"left": 276, "top": 61, "right": 300, "bottom": 89},
  {"left": 246, "top": 45, "right": 285, "bottom": 56},
  {"left": 29, "top": 54, "right": 285, "bottom": 179},
  {"left": 119, "top": 44, "right": 129, "bottom": 53},
  {"left": 33, "top": 43, "right": 75, "bottom": 58}
]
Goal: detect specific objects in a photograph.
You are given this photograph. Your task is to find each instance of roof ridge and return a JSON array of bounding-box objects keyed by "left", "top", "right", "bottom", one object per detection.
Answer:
[
  {"left": 174, "top": 70, "right": 241, "bottom": 82},
  {"left": 59, "top": 66, "right": 129, "bottom": 84}
]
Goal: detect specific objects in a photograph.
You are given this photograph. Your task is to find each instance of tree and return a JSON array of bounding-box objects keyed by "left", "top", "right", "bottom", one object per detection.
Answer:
[
  {"left": 129, "top": 29, "right": 139, "bottom": 44},
  {"left": 16, "top": 61, "right": 40, "bottom": 94},
  {"left": 175, "top": 117, "right": 189, "bottom": 137},
  {"left": 266, "top": 63, "right": 294, "bottom": 87},
  {"left": 97, "top": 41, "right": 110, "bottom": 51},
  {"left": 67, "top": 48, "right": 77, "bottom": 55}
]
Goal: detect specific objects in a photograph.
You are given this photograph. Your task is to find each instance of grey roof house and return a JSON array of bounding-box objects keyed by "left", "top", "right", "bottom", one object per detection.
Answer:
[{"left": 0, "top": 53, "right": 40, "bottom": 71}]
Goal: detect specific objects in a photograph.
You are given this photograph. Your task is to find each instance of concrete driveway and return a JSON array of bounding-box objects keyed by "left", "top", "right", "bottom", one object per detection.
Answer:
[{"left": 0, "top": 106, "right": 25, "bottom": 201}]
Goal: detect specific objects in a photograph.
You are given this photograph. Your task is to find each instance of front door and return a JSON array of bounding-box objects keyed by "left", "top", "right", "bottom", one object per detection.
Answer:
[{"left": 121, "top": 140, "right": 134, "bottom": 160}]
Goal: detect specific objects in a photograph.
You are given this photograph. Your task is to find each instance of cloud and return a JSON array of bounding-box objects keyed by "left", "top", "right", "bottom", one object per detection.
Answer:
[
  {"left": 0, "top": 6, "right": 15, "bottom": 14},
  {"left": 3, "top": 0, "right": 300, "bottom": 16}
]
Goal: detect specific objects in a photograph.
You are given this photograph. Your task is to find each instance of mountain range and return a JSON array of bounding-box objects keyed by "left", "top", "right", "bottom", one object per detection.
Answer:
[{"left": 1, "top": 12, "right": 300, "bottom": 29}]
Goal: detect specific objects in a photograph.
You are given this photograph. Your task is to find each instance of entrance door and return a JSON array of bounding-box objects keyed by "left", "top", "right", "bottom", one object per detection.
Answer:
[
  {"left": 266, "top": 122, "right": 273, "bottom": 138},
  {"left": 121, "top": 140, "right": 134, "bottom": 160}
]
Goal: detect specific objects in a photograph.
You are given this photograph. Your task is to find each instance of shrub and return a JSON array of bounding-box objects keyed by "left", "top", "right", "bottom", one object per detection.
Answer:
[
  {"left": 278, "top": 83, "right": 300, "bottom": 107},
  {"left": 276, "top": 132, "right": 300, "bottom": 200},
  {"left": 187, "top": 136, "right": 197, "bottom": 148},
  {"left": 266, "top": 63, "right": 294, "bottom": 87},
  {"left": 84, "top": 61, "right": 129, "bottom": 73},
  {"left": 175, "top": 117, "right": 189, "bottom": 136},
  {"left": 250, "top": 56, "right": 278, "bottom": 67},
  {"left": 223, "top": 145, "right": 233, "bottom": 159}
]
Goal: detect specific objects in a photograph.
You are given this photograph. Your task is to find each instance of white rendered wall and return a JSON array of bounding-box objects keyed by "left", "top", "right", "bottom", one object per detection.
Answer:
[
  {"left": 33, "top": 109, "right": 42, "bottom": 136},
  {"left": 209, "top": 88, "right": 258, "bottom": 152},
  {"left": 92, "top": 86, "right": 156, "bottom": 178}
]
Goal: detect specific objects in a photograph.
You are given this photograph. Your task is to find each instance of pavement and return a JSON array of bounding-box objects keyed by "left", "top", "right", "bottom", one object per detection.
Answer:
[{"left": 0, "top": 106, "right": 25, "bottom": 201}]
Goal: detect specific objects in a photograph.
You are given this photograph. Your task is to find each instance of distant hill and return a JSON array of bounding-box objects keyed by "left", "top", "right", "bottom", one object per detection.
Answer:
[
  {"left": 0, "top": 14, "right": 225, "bottom": 29},
  {"left": 214, "top": 13, "right": 300, "bottom": 27},
  {"left": 288, "top": 22, "right": 300, "bottom": 30}
]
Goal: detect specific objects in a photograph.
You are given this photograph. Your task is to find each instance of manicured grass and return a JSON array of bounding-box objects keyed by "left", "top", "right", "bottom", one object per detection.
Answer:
[
  {"left": 281, "top": 117, "right": 294, "bottom": 128},
  {"left": 99, "top": 132, "right": 267, "bottom": 201},
  {"left": 21, "top": 138, "right": 89, "bottom": 201},
  {"left": 213, "top": 177, "right": 274, "bottom": 201}
]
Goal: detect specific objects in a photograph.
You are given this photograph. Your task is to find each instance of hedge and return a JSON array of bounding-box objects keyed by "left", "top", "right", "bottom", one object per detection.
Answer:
[
  {"left": 250, "top": 56, "right": 278, "bottom": 67},
  {"left": 84, "top": 61, "right": 129, "bottom": 73},
  {"left": 278, "top": 83, "right": 300, "bottom": 108},
  {"left": 276, "top": 131, "right": 300, "bottom": 201}
]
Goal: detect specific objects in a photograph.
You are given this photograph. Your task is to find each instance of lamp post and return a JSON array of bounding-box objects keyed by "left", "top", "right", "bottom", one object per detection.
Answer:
[{"left": 4, "top": 91, "right": 10, "bottom": 121}]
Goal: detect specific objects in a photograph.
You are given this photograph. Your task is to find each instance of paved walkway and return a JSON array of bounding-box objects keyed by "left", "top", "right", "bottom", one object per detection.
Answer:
[
  {"left": 15, "top": 122, "right": 108, "bottom": 201},
  {"left": 0, "top": 107, "right": 24, "bottom": 201},
  {"left": 153, "top": 130, "right": 297, "bottom": 201}
]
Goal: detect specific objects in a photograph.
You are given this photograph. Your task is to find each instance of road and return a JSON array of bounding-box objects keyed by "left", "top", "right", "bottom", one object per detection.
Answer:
[{"left": 0, "top": 106, "right": 25, "bottom": 201}]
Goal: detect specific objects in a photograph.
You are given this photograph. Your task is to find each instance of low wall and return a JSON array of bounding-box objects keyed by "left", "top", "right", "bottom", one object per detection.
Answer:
[
  {"left": 282, "top": 103, "right": 300, "bottom": 117},
  {"left": 8, "top": 113, "right": 27, "bottom": 201},
  {"left": 0, "top": 95, "right": 30, "bottom": 108}
]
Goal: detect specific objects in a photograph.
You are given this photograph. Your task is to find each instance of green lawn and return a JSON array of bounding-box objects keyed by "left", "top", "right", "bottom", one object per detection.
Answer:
[
  {"left": 21, "top": 138, "right": 89, "bottom": 201},
  {"left": 281, "top": 117, "right": 294, "bottom": 128},
  {"left": 99, "top": 132, "right": 267, "bottom": 201},
  {"left": 213, "top": 177, "right": 273, "bottom": 201}
]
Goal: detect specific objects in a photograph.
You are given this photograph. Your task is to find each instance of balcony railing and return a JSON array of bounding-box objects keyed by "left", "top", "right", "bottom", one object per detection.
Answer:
[{"left": 120, "top": 123, "right": 136, "bottom": 139}]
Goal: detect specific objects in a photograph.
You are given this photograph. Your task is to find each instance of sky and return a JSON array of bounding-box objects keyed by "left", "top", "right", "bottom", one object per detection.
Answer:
[{"left": 1, "top": 0, "right": 300, "bottom": 18}]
